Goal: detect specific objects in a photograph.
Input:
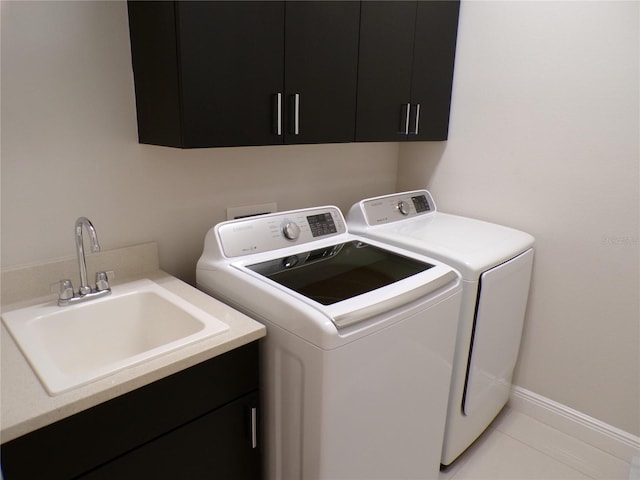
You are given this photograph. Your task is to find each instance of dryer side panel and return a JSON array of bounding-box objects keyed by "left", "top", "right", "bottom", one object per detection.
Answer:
[{"left": 463, "top": 248, "right": 534, "bottom": 416}]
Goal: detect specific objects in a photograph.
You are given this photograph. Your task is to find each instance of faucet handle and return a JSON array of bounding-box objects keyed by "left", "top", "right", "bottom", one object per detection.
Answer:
[
  {"left": 95, "top": 270, "right": 115, "bottom": 291},
  {"left": 51, "top": 279, "right": 75, "bottom": 301}
]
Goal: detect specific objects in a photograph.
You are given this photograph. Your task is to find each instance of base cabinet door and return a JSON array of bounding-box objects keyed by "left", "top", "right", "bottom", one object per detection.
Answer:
[
  {"left": 80, "top": 392, "right": 261, "bottom": 480},
  {"left": 1, "top": 343, "right": 261, "bottom": 480}
]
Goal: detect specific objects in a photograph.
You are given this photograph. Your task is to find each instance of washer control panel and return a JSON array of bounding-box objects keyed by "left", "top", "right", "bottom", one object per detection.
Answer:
[
  {"left": 217, "top": 206, "right": 346, "bottom": 258},
  {"left": 358, "top": 190, "right": 436, "bottom": 226}
]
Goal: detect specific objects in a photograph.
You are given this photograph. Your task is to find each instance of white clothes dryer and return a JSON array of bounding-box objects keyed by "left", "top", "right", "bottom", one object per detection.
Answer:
[
  {"left": 196, "top": 206, "right": 462, "bottom": 480},
  {"left": 347, "top": 190, "right": 534, "bottom": 466}
]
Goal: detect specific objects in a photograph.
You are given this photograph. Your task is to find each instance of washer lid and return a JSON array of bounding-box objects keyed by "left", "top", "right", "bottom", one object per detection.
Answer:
[
  {"left": 246, "top": 240, "right": 433, "bottom": 305},
  {"left": 241, "top": 239, "right": 458, "bottom": 328}
]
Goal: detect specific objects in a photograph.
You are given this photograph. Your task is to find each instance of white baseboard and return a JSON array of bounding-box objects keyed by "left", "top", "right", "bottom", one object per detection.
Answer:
[{"left": 509, "top": 386, "right": 640, "bottom": 462}]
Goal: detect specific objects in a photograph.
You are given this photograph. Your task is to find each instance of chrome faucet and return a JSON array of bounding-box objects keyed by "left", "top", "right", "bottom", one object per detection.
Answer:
[
  {"left": 52, "top": 217, "right": 113, "bottom": 306},
  {"left": 76, "top": 217, "right": 100, "bottom": 295}
]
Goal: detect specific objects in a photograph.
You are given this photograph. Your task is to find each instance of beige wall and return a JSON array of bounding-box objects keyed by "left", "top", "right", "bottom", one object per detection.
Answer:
[
  {"left": 2, "top": 0, "right": 638, "bottom": 439},
  {"left": 0, "top": 1, "right": 398, "bottom": 283},
  {"left": 398, "top": 1, "right": 639, "bottom": 435}
]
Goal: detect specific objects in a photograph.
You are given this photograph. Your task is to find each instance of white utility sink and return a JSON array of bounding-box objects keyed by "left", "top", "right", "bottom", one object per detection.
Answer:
[{"left": 2, "top": 278, "right": 229, "bottom": 396}]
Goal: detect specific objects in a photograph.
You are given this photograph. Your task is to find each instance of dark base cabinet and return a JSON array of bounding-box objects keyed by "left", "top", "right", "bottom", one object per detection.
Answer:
[{"left": 1, "top": 342, "right": 261, "bottom": 480}]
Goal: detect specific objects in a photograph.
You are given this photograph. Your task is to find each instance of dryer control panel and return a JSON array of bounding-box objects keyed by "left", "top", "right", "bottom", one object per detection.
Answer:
[
  {"left": 351, "top": 190, "right": 437, "bottom": 226},
  {"left": 216, "top": 206, "right": 347, "bottom": 258}
]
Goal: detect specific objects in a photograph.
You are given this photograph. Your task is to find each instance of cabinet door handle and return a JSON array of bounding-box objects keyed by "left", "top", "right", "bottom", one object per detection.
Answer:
[
  {"left": 293, "top": 93, "right": 300, "bottom": 135},
  {"left": 251, "top": 407, "right": 258, "bottom": 449},
  {"left": 273, "top": 93, "right": 283, "bottom": 136},
  {"left": 410, "top": 103, "right": 421, "bottom": 135},
  {"left": 401, "top": 103, "right": 411, "bottom": 135}
]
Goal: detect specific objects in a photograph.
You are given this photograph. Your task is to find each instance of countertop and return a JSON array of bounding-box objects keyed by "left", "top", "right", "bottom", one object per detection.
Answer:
[{"left": 1, "top": 269, "right": 266, "bottom": 443}]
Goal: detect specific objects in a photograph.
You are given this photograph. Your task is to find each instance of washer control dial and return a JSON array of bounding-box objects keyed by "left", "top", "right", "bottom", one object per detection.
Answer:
[
  {"left": 397, "top": 200, "right": 410, "bottom": 216},
  {"left": 282, "top": 221, "right": 301, "bottom": 240}
]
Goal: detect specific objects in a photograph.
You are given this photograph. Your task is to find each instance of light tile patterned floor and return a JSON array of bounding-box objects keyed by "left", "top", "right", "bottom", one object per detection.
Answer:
[{"left": 439, "top": 407, "right": 633, "bottom": 480}]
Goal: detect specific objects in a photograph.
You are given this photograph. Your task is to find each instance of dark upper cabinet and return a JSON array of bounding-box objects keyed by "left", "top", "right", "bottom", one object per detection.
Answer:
[
  {"left": 127, "top": 1, "right": 360, "bottom": 148},
  {"left": 356, "top": 2, "right": 416, "bottom": 143},
  {"left": 176, "top": 2, "right": 285, "bottom": 148},
  {"left": 356, "top": 1, "right": 460, "bottom": 142},
  {"left": 284, "top": 2, "right": 360, "bottom": 144},
  {"left": 411, "top": 1, "right": 461, "bottom": 140}
]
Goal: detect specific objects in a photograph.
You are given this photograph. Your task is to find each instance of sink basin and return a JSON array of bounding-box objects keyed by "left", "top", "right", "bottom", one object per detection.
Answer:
[{"left": 2, "top": 278, "right": 229, "bottom": 396}]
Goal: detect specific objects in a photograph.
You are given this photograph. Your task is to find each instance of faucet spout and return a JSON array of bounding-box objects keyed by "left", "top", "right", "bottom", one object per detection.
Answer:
[
  {"left": 75, "top": 217, "right": 101, "bottom": 295},
  {"left": 54, "top": 217, "right": 111, "bottom": 306}
]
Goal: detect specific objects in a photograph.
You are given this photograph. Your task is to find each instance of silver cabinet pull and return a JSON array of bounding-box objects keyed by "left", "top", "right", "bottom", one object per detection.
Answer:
[
  {"left": 293, "top": 93, "right": 300, "bottom": 135},
  {"left": 251, "top": 407, "right": 258, "bottom": 449},
  {"left": 274, "top": 93, "right": 283, "bottom": 136},
  {"left": 411, "top": 103, "right": 421, "bottom": 135},
  {"left": 401, "top": 103, "right": 411, "bottom": 135}
]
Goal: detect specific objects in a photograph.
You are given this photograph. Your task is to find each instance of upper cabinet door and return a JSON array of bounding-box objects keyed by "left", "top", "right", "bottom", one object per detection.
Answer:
[
  {"left": 356, "top": 1, "right": 460, "bottom": 142},
  {"left": 409, "top": 0, "right": 460, "bottom": 141},
  {"left": 177, "top": 1, "right": 285, "bottom": 148},
  {"left": 284, "top": 1, "right": 360, "bottom": 144},
  {"left": 128, "top": 1, "right": 284, "bottom": 148},
  {"left": 356, "top": 1, "right": 417, "bottom": 142}
]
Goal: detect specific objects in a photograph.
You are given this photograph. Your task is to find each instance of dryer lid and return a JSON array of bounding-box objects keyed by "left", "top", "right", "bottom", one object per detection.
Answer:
[{"left": 347, "top": 190, "right": 535, "bottom": 278}]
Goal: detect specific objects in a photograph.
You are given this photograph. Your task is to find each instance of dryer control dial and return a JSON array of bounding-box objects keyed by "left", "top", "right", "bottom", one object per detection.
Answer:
[
  {"left": 282, "top": 221, "right": 301, "bottom": 240},
  {"left": 397, "top": 200, "right": 410, "bottom": 216}
]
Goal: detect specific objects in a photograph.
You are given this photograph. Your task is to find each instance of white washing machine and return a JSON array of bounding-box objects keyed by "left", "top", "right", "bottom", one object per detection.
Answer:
[
  {"left": 196, "top": 206, "right": 462, "bottom": 480},
  {"left": 347, "top": 190, "right": 535, "bottom": 466}
]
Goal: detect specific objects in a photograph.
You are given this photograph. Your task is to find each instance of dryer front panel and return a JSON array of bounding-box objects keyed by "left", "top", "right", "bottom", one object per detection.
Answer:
[{"left": 462, "top": 248, "right": 534, "bottom": 416}]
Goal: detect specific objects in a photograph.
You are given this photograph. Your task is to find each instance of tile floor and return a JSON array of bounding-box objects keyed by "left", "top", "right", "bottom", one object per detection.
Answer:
[{"left": 438, "top": 407, "right": 635, "bottom": 480}]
